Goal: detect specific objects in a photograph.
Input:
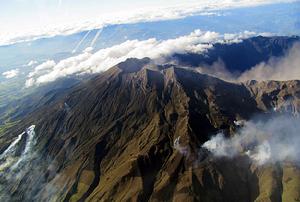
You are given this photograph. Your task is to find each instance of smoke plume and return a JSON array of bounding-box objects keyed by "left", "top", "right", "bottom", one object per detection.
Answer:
[
  {"left": 202, "top": 115, "right": 300, "bottom": 165},
  {"left": 195, "top": 42, "right": 300, "bottom": 82},
  {"left": 239, "top": 42, "right": 300, "bottom": 81}
]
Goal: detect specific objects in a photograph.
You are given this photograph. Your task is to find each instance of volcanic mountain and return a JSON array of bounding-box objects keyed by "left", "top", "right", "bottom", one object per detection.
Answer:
[{"left": 0, "top": 58, "right": 300, "bottom": 202}]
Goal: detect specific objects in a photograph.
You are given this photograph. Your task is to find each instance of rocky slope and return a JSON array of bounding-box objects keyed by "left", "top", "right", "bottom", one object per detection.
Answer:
[{"left": 0, "top": 58, "right": 300, "bottom": 201}]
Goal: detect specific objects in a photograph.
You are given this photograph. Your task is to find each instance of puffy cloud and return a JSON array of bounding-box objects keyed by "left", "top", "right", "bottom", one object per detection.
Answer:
[
  {"left": 26, "top": 29, "right": 258, "bottom": 87},
  {"left": 26, "top": 28, "right": 297, "bottom": 87},
  {"left": 28, "top": 60, "right": 56, "bottom": 78},
  {"left": 0, "top": 0, "right": 294, "bottom": 46},
  {"left": 2, "top": 69, "right": 19, "bottom": 79},
  {"left": 25, "top": 78, "right": 35, "bottom": 88}
]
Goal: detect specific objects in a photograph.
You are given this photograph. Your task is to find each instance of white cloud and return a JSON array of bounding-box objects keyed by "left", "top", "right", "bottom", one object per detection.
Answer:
[
  {"left": 26, "top": 29, "right": 258, "bottom": 87},
  {"left": 27, "top": 60, "right": 38, "bottom": 67},
  {"left": 27, "top": 60, "right": 56, "bottom": 78},
  {"left": 2, "top": 69, "right": 20, "bottom": 79},
  {"left": 25, "top": 78, "right": 35, "bottom": 88},
  {"left": 0, "top": 0, "right": 295, "bottom": 46}
]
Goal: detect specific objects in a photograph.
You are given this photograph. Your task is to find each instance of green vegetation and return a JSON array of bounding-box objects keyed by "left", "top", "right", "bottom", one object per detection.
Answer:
[
  {"left": 0, "top": 77, "right": 33, "bottom": 108},
  {"left": 0, "top": 80, "right": 19, "bottom": 102},
  {"left": 0, "top": 121, "right": 19, "bottom": 137}
]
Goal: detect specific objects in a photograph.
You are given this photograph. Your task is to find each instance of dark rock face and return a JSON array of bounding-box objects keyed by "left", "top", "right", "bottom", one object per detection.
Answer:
[
  {"left": 173, "top": 36, "right": 300, "bottom": 72},
  {"left": 1, "top": 58, "right": 300, "bottom": 201}
]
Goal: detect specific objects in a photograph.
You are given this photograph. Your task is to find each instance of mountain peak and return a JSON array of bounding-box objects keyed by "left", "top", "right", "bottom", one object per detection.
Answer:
[{"left": 117, "top": 57, "right": 151, "bottom": 73}]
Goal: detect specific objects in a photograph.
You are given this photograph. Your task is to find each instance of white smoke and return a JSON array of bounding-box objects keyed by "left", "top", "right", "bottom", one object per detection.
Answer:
[
  {"left": 0, "top": 125, "right": 70, "bottom": 201},
  {"left": 0, "top": 125, "right": 38, "bottom": 200},
  {"left": 195, "top": 59, "right": 238, "bottom": 82},
  {"left": 0, "top": 125, "right": 36, "bottom": 172},
  {"left": 239, "top": 42, "right": 300, "bottom": 81},
  {"left": 174, "top": 136, "right": 190, "bottom": 157},
  {"left": 203, "top": 115, "right": 300, "bottom": 165},
  {"left": 245, "top": 141, "right": 271, "bottom": 164},
  {"left": 11, "top": 125, "right": 36, "bottom": 170},
  {"left": 195, "top": 42, "right": 300, "bottom": 82},
  {"left": 0, "top": 133, "right": 23, "bottom": 161}
]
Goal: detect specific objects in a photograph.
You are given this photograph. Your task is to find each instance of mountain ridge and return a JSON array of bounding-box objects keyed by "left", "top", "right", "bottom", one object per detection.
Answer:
[
  {"left": 1, "top": 58, "right": 300, "bottom": 201},
  {"left": 173, "top": 35, "right": 300, "bottom": 73}
]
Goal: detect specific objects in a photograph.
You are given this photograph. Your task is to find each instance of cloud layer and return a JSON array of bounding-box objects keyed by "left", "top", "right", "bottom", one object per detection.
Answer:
[
  {"left": 0, "top": 0, "right": 295, "bottom": 46},
  {"left": 25, "top": 29, "right": 259, "bottom": 87},
  {"left": 25, "top": 29, "right": 300, "bottom": 87}
]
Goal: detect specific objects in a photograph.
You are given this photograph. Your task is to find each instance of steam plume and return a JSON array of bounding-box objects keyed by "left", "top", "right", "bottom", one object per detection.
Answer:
[
  {"left": 195, "top": 42, "right": 300, "bottom": 82},
  {"left": 202, "top": 115, "right": 300, "bottom": 165}
]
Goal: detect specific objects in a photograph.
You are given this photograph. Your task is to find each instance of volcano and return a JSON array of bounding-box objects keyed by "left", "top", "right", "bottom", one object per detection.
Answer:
[{"left": 0, "top": 57, "right": 300, "bottom": 201}]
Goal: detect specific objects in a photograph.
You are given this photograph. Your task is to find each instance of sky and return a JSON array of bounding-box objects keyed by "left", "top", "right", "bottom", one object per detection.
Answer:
[
  {"left": 1, "top": 0, "right": 198, "bottom": 31},
  {"left": 0, "top": 0, "right": 298, "bottom": 46}
]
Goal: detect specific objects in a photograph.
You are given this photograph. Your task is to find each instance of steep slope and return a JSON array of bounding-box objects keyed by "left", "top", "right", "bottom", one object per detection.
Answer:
[
  {"left": 0, "top": 75, "right": 90, "bottom": 125},
  {"left": 245, "top": 80, "right": 300, "bottom": 114},
  {"left": 0, "top": 58, "right": 300, "bottom": 201}
]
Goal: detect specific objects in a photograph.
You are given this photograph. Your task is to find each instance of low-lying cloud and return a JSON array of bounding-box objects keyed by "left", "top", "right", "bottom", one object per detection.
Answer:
[
  {"left": 25, "top": 29, "right": 300, "bottom": 87},
  {"left": 203, "top": 115, "right": 300, "bottom": 165},
  {"left": 25, "top": 29, "right": 260, "bottom": 87},
  {"left": 2, "top": 69, "right": 19, "bottom": 79}
]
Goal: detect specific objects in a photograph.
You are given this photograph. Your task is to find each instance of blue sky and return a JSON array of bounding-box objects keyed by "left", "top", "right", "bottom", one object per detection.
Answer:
[
  {"left": 0, "top": 0, "right": 298, "bottom": 46},
  {"left": 0, "top": 0, "right": 204, "bottom": 45},
  {"left": 1, "top": 0, "right": 294, "bottom": 31},
  {"left": 0, "top": 0, "right": 299, "bottom": 94},
  {"left": 1, "top": 0, "right": 196, "bottom": 29}
]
